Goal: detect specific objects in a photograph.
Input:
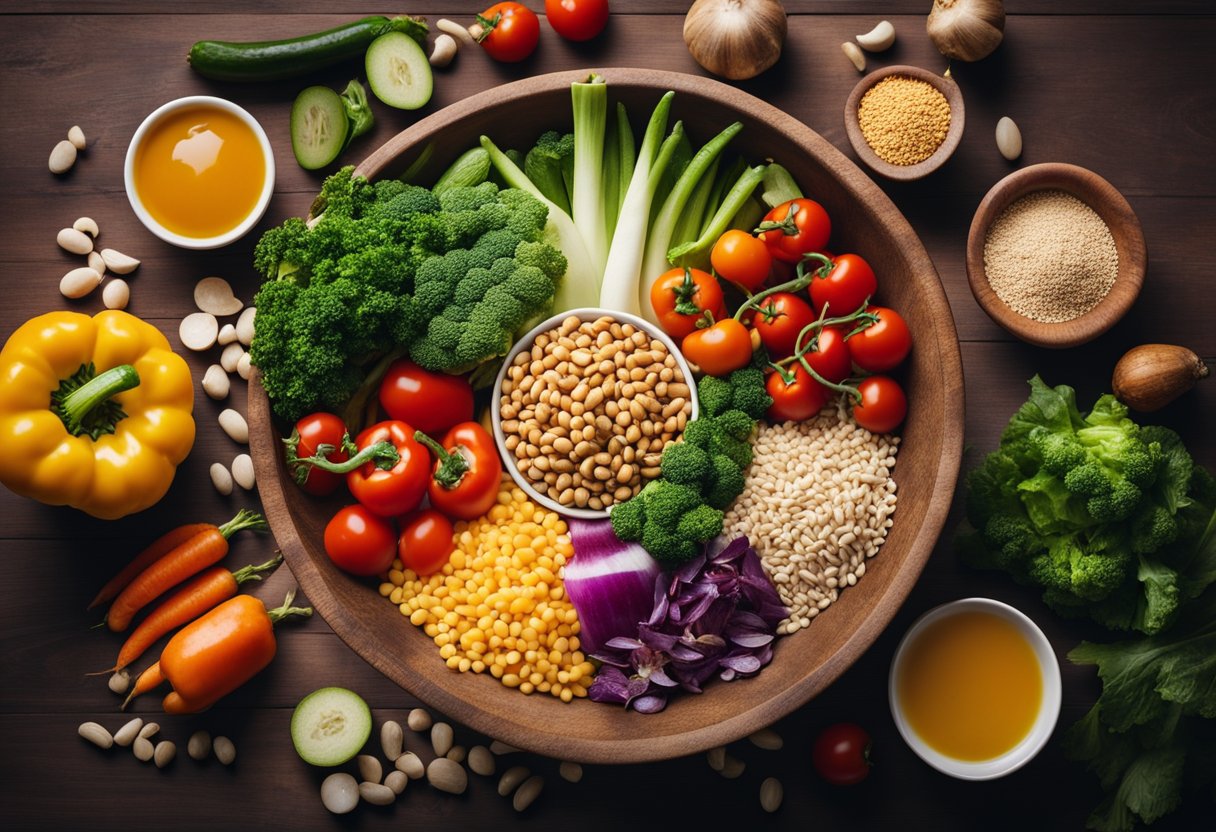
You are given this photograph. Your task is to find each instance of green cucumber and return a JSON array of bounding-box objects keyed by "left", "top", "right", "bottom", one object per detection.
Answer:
[
  {"left": 433, "top": 147, "right": 491, "bottom": 195},
  {"left": 290, "top": 686, "right": 372, "bottom": 767},
  {"left": 188, "top": 16, "right": 428, "bottom": 82},
  {"left": 365, "top": 32, "right": 433, "bottom": 111},
  {"left": 291, "top": 86, "right": 349, "bottom": 170}
]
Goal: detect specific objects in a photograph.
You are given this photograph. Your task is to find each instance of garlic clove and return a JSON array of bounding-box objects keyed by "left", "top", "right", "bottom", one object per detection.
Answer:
[
  {"left": 855, "top": 20, "right": 896, "bottom": 53},
  {"left": 841, "top": 42, "right": 866, "bottom": 73}
]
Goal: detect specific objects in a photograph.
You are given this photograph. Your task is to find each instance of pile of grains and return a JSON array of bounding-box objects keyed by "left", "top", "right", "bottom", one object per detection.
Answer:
[
  {"left": 857, "top": 75, "right": 951, "bottom": 166},
  {"left": 983, "top": 189, "right": 1119, "bottom": 323},
  {"left": 500, "top": 314, "right": 693, "bottom": 510},
  {"left": 383, "top": 476, "right": 594, "bottom": 701},
  {"left": 722, "top": 404, "right": 899, "bottom": 635}
]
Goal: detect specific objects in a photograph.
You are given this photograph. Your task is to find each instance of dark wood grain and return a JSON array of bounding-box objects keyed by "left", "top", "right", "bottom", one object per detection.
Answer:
[{"left": 0, "top": 3, "right": 1213, "bottom": 830}]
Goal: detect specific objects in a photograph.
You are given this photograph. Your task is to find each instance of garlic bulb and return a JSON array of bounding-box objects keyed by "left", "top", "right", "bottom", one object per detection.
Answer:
[
  {"left": 926, "top": 0, "right": 1005, "bottom": 62},
  {"left": 684, "top": 0, "right": 788, "bottom": 81}
]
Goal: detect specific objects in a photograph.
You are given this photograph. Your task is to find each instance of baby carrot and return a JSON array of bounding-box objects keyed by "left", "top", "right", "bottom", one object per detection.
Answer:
[
  {"left": 101, "top": 555, "right": 283, "bottom": 674},
  {"left": 88, "top": 523, "right": 216, "bottom": 610},
  {"left": 106, "top": 510, "right": 268, "bottom": 633},
  {"left": 123, "top": 661, "right": 165, "bottom": 710}
]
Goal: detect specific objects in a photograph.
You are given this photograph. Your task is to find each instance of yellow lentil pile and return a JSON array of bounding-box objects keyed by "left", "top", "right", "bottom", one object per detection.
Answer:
[
  {"left": 857, "top": 75, "right": 951, "bottom": 166},
  {"left": 382, "top": 476, "right": 594, "bottom": 702}
]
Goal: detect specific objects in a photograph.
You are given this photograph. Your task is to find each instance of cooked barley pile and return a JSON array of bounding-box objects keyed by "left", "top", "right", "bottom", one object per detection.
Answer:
[{"left": 722, "top": 404, "right": 899, "bottom": 635}]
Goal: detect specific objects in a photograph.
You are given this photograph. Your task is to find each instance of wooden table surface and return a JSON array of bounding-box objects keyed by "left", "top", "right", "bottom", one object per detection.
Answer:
[{"left": 2, "top": 3, "right": 1213, "bottom": 829}]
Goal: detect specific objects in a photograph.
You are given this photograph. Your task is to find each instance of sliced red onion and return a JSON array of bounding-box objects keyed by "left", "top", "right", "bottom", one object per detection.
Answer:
[{"left": 565, "top": 518, "right": 662, "bottom": 654}]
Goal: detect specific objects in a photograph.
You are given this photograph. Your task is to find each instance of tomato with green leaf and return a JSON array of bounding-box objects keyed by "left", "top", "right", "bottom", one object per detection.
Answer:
[
  {"left": 750, "top": 292, "right": 816, "bottom": 359},
  {"left": 681, "top": 318, "right": 753, "bottom": 377},
  {"left": 809, "top": 253, "right": 878, "bottom": 319},
  {"left": 755, "top": 198, "right": 832, "bottom": 263},
  {"left": 801, "top": 325, "right": 853, "bottom": 384},
  {"left": 766, "top": 363, "right": 829, "bottom": 422},
  {"left": 650, "top": 267, "right": 725, "bottom": 340},
  {"left": 847, "top": 306, "right": 912, "bottom": 373},
  {"left": 285, "top": 412, "right": 350, "bottom": 496},
  {"left": 474, "top": 2, "right": 541, "bottom": 62}
]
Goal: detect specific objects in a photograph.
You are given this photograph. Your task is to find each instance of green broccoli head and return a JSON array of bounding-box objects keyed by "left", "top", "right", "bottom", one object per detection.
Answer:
[
  {"left": 675, "top": 504, "right": 725, "bottom": 542},
  {"left": 436, "top": 181, "right": 501, "bottom": 213},
  {"left": 1129, "top": 504, "right": 1179, "bottom": 556},
  {"left": 367, "top": 184, "right": 441, "bottom": 222},
  {"left": 513, "top": 239, "right": 568, "bottom": 281},
  {"left": 609, "top": 497, "right": 646, "bottom": 542},
  {"left": 639, "top": 480, "right": 702, "bottom": 529},
  {"left": 641, "top": 523, "right": 699, "bottom": 566},
  {"left": 660, "top": 442, "right": 712, "bottom": 486},
  {"left": 696, "top": 375, "right": 734, "bottom": 418},
  {"left": 703, "top": 454, "right": 746, "bottom": 510},
  {"left": 498, "top": 188, "right": 552, "bottom": 240},
  {"left": 1031, "top": 428, "right": 1088, "bottom": 476},
  {"left": 714, "top": 409, "right": 756, "bottom": 441},
  {"left": 726, "top": 367, "right": 773, "bottom": 420}
]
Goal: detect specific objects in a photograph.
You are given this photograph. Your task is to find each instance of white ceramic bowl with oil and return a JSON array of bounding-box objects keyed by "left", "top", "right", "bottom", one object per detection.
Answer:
[
  {"left": 888, "top": 597, "right": 1062, "bottom": 780},
  {"left": 124, "top": 95, "right": 275, "bottom": 250}
]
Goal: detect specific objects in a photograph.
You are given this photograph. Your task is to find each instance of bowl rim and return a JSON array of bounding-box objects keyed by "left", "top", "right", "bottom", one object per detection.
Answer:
[
  {"left": 843, "top": 64, "right": 965, "bottom": 182},
  {"left": 965, "top": 161, "right": 1146, "bottom": 348},
  {"left": 887, "top": 597, "right": 1063, "bottom": 780},
  {"left": 490, "top": 306, "right": 700, "bottom": 520},
  {"left": 123, "top": 95, "right": 276, "bottom": 251},
  {"left": 250, "top": 67, "right": 966, "bottom": 763}
]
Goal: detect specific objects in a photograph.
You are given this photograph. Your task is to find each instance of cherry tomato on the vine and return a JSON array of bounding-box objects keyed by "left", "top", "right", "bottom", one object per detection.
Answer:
[
  {"left": 750, "top": 292, "right": 816, "bottom": 359},
  {"left": 544, "top": 0, "right": 610, "bottom": 41},
  {"left": 324, "top": 505, "right": 398, "bottom": 577},
  {"left": 756, "top": 198, "right": 832, "bottom": 263},
  {"left": 378, "top": 359, "right": 474, "bottom": 437},
  {"left": 811, "top": 722, "right": 873, "bottom": 786},
  {"left": 288, "top": 412, "right": 349, "bottom": 496},
  {"left": 681, "top": 318, "right": 753, "bottom": 377},
  {"left": 398, "top": 508, "right": 455, "bottom": 577},
  {"left": 809, "top": 253, "right": 878, "bottom": 319},
  {"left": 475, "top": 2, "right": 541, "bottom": 62},
  {"left": 710, "top": 229, "right": 772, "bottom": 292},
  {"left": 852, "top": 376, "right": 907, "bottom": 434},
  {"left": 650, "top": 267, "right": 726, "bottom": 341},
  {"left": 847, "top": 306, "right": 912, "bottom": 373},
  {"left": 346, "top": 420, "right": 430, "bottom": 517},
  {"left": 766, "top": 363, "right": 830, "bottom": 422},
  {"left": 801, "top": 325, "right": 853, "bottom": 384}
]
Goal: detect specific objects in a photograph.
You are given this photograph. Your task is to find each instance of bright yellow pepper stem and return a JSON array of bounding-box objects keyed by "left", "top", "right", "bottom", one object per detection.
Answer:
[{"left": 54, "top": 363, "right": 141, "bottom": 438}]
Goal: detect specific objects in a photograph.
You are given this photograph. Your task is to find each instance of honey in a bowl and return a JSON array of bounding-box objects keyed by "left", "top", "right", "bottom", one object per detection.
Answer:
[
  {"left": 133, "top": 104, "right": 266, "bottom": 239},
  {"left": 895, "top": 610, "right": 1042, "bottom": 761}
]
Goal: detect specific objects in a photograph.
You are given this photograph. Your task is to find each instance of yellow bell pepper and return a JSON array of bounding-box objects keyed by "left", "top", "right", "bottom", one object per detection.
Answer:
[{"left": 0, "top": 310, "right": 195, "bottom": 520}]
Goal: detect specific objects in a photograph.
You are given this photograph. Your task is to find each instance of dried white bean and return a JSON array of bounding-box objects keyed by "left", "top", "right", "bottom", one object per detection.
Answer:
[
  {"left": 133, "top": 736, "right": 155, "bottom": 762},
  {"left": 236, "top": 351, "right": 252, "bottom": 380},
  {"left": 87, "top": 250, "right": 106, "bottom": 277},
  {"left": 188, "top": 730, "right": 212, "bottom": 760},
  {"left": 113, "top": 718, "right": 143, "bottom": 747},
  {"left": 73, "top": 216, "right": 99, "bottom": 237},
  {"left": 210, "top": 462, "right": 234, "bottom": 496},
  {"left": 203, "top": 365, "right": 230, "bottom": 401},
  {"left": 395, "top": 751, "right": 424, "bottom": 779},
  {"left": 749, "top": 728, "right": 784, "bottom": 750},
  {"left": 446, "top": 744, "right": 467, "bottom": 764},
  {"left": 384, "top": 769, "right": 409, "bottom": 795},
  {"left": 138, "top": 722, "right": 159, "bottom": 740},
  {"left": 497, "top": 765, "right": 530, "bottom": 797},
  {"left": 68, "top": 125, "right": 87, "bottom": 150},
  {"left": 357, "top": 754, "right": 383, "bottom": 784},
  {"left": 100, "top": 248, "right": 140, "bottom": 274},
  {"left": 467, "top": 745, "right": 495, "bottom": 776},
  {"left": 194, "top": 276, "right": 244, "bottom": 316},
  {"left": 220, "top": 342, "right": 244, "bottom": 373},
  {"left": 78, "top": 721, "right": 113, "bottom": 749},
  {"left": 489, "top": 739, "right": 520, "bottom": 755},
  {"left": 58, "top": 227, "right": 93, "bottom": 255},
  {"left": 359, "top": 781, "right": 396, "bottom": 806},
  {"left": 217, "top": 324, "right": 238, "bottom": 345},
  {"left": 321, "top": 772, "right": 359, "bottom": 814},
  {"left": 406, "top": 707, "right": 432, "bottom": 732},
  {"left": 154, "top": 740, "right": 176, "bottom": 768},
  {"left": 49, "top": 140, "right": 77, "bottom": 174},
  {"left": 102, "top": 279, "right": 130, "bottom": 311},
  {"left": 996, "top": 116, "right": 1023, "bottom": 160},
  {"left": 60, "top": 267, "right": 102, "bottom": 299},
  {"left": 231, "top": 454, "right": 256, "bottom": 490},
  {"left": 760, "top": 777, "right": 784, "bottom": 812},
  {"left": 213, "top": 735, "right": 236, "bottom": 765},
  {"left": 431, "top": 721, "right": 454, "bottom": 757},
  {"left": 179, "top": 312, "right": 219, "bottom": 351},
  {"left": 720, "top": 754, "right": 745, "bottom": 779},
  {"left": 512, "top": 775, "right": 544, "bottom": 812},
  {"left": 218, "top": 409, "right": 249, "bottom": 444},
  {"left": 707, "top": 746, "right": 727, "bottom": 771},
  {"left": 426, "top": 757, "right": 468, "bottom": 794},
  {"left": 236, "top": 306, "right": 256, "bottom": 346},
  {"left": 380, "top": 720, "right": 404, "bottom": 760},
  {"left": 558, "top": 761, "right": 583, "bottom": 783}
]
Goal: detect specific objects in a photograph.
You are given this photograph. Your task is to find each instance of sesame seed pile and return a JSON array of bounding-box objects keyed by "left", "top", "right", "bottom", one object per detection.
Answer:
[
  {"left": 983, "top": 189, "right": 1119, "bottom": 323},
  {"left": 722, "top": 404, "right": 899, "bottom": 635},
  {"left": 857, "top": 75, "right": 951, "bottom": 166}
]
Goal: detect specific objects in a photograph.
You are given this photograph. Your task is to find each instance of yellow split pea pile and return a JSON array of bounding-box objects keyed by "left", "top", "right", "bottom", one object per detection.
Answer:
[
  {"left": 383, "top": 476, "right": 594, "bottom": 702},
  {"left": 857, "top": 75, "right": 951, "bottom": 166}
]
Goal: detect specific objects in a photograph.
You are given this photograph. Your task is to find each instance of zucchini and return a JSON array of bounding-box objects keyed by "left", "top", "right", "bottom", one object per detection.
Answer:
[
  {"left": 433, "top": 147, "right": 491, "bottom": 195},
  {"left": 365, "top": 32, "right": 433, "bottom": 111},
  {"left": 188, "top": 15, "right": 428, "bottom": 82},
  {"left": 290, "top": 687, "right": 371, "bottom": 767},
  {"left": 291, "top": 86, "right": 348, "bottom": 170}
]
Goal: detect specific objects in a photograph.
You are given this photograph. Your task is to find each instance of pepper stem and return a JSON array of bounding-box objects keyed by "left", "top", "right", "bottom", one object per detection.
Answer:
[
  {"left": 267, "top": 589, "right": 313, "bottom": 625},
  {"left": 292, "top": 439, "right": 400, "bottom": 477},
  {"left": 231, "top": 554, "right": 284, "bottom": 585},
  {"left": 53, "top": 363, "right": 140, "bottom": 439},
  {"left": 218, "top": 509, "right": 269, "bottom": 539},
  {"left": 414, "top": 431, "right": 469, "bottom": 490}
]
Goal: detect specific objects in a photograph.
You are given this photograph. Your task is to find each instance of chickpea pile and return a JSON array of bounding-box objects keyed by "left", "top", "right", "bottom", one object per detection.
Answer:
[{"left": 499, "top": 314, "right": 693, "bottom": 510}]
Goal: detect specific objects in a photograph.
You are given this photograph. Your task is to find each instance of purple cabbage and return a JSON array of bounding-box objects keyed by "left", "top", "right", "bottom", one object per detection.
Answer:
[{"left": 587, "top": 536, "right": 787, "bottom": 713}]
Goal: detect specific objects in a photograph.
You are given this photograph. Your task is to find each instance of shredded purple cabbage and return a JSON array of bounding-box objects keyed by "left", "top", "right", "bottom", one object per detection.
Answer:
[{"left": 587, "top": 536, "right": 786, "bottom": 713}]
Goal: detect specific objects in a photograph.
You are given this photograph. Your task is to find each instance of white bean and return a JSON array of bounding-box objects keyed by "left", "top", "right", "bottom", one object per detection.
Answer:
[
  {"left": 706, "top": 746, "right": 726, "bottom": 771},
  {"left": 719, "top": 754, "right": 745, "bottom": 779},
  {"left": 236, "top": 306, "right": 256, "bottom": 345},
  {"left": 394, "top": 751, "right": 424, "bottom": 780},
  {"left": 78, "top": 722, "right": 113, "bottom": 749},
  {"left": 60, "top": 267, "right": 102, "bottom": 299},
  {"left": 321, "top": 772, "right": 359, "bottom": 814},
  {"left": 113, "top": 718, "right": 143, "bottom": 747},
  {"left": 357, "top": 754, "right": 383, "bottom": 784},
  {"left": 218, "top": 409, "right": 249, "bottom": 444},
  {"left": 210, "top": 462, "right": 234, "bottom": 496},
  {"left": 49, "top": 140, "right": 77, "bottom": 174},
  {"left": 748, "top": 728, "right": 784, "bottom": 750},
  {"left": 489, "top": 739, "right": 520, "bottom": 755},
  {"left": 213, "top": 735, "right": 236, "bottom": 765},
  {"left": 512, "top": 775, "right": 544, "bottom": 812},
  {"left": 203, "top": 365, "right": 230, "bottom": 400},
  {"left": 236, "top": 351, "right": 252, "bottom": 380},
  {"left": 231, "top": 454, "right": 256, "bottom": 490},
  {"left": 996, "top": 116, "right": 1023, "bottom": 161},
  {"left": 384, "top": 769, "right": 409, "bottom": 795},
  {"left": 102, "top": 279, "right": 130, "bottom": 310},
  {"left": 497, "top": 765, "right": 530, "bottom": 797},
  {"left": 138, "top": 722, "right": 159, "bottom": 740},
  {"left": 133, "top": 736, "right": 155, "bottom": 762},
  {"left": 431, "top": 721, "right": 454, "bottom": 757},
  {"left": 446, "top": 744, "right": 466, "bottom": 763},
  {"left": 426, "top": 757, "right": 468, "bottom": 794},
  {"left": 188, "top": 731, "right": 212, "bottom": 760},
  {"left": 406, "top": 707, "right": 431, "bottom": 732},
  {"left": 58, "top": 227, "right": 93, "bottom": 255},
  {"left": 154, "top": 740, "right": 176, "bottom": 768},
  {"left": 179, "top": 312, "right": 219, "bottom": 351},
  {"left": 558, "top": 761, "right": 583, "bottom": 783},
  {"left": 380, "top": 720, "right": 404, "bottom": 760},
  {"left": 760, "top": 777, "right": 784, "bottom": 812},
  {"left": 108, "top": 668, "right": 130, "bottom": 695},
  {"left": 359, "top": 781, "right": 396, "bottom": 806},
  {"left": 467, "top": 745, "right": 495, "bottom": 776}
]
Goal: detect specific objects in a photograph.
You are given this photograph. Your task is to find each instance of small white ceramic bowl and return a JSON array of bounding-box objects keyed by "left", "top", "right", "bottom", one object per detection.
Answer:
[
  {"left": 124, "top": 95, "right": 275, "bottom": 250},
  {"left": 888, "top": 597, "right": 1062, "bottom": 780},
  {"left": 491, "top": 307, "right": 700, "bottom": 520}
]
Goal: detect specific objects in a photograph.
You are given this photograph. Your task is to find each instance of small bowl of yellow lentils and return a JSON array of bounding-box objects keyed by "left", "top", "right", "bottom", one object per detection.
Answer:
[{"left": 844, "top": 64, "right": 965, "bottom": 182}]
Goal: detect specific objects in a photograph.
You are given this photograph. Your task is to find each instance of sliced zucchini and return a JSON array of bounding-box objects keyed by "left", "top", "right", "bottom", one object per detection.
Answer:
[
  {"left": 291, "top": 86, "right": 349, "bottom": 170},
  {"left": 365, "top": 31, "right": 433, "bottom": 111},
  {"left": 290, "top": 686, "right": 372, "bottom": 767}
]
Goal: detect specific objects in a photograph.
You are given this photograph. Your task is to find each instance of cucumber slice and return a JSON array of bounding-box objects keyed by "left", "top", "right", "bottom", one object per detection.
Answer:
[
  {"left": 291, "top": 86, "right": 349, "bottom": 170},
  {"left": 290, "top": 686, "right": 371, "bottom": 767},
  {"left": 365, "top": 31, "right": 432, "bottom": 111}
]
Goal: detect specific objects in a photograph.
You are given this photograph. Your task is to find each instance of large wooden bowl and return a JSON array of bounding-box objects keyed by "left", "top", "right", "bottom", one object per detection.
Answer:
[{"left": 249, "top": 68, "right": 964, "bottom": 764}]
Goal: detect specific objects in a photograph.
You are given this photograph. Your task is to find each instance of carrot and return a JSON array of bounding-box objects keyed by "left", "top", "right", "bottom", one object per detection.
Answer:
[
  {"left": 96, "top": 555, "right": 283, "bottom": 675},
  {"left": 88, "top": 523, "right": 216, "bottom": 609},
  {"left": 105, "top": 510, "right": 268, "bottom": 633},
  {"left": 122, "top": 661, "right": 165, "bottom": 710}
]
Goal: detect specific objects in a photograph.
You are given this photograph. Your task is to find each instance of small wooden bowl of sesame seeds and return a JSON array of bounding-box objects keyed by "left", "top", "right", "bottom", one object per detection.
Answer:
[
  {"left": 966, "top": 162, "right": 1146, "bottom": 349},
  {"left": 844, "top": 65, "right": 965, "bottom": 182}
]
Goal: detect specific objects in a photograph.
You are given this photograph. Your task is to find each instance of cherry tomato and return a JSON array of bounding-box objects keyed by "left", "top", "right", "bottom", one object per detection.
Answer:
[
  {"left": 416, "top": 422, "right": 503, "bottom": 520},
  {"left": 756, "top": 198, "right": 832, "bottom": 264},
  {"left": 852, "top": 376, "right": 907, "bottom": 434},
  {"left": 324, "top": 505, "right": 398, "bottom": 577},
  {"left": 378, "top": 359, "right": 474, "bottom": 437},
  {"left": 809, "top": 253, "right": 878, "bottom": 319},
  {"left": 475, "top": 2, "right": 541, "bottom": 62},
  {"left": 346, "top": 420, "right": 430, "bottom": 517},
  {"left": 801, "top": 325, "right": 853, "bottom": 384},
  {"left": 751, "top": 292, "right": 816, "bottom": 359},
  {"left": 766, "top": 364, "right": 829, "bottom": 422},
  {"left": 398, "top": 508, "right": 455, "bottom": 576},
  {"left": 681, "top": 318, "right": 753, "bottom": 377},
  {"left": 847, "top": 306, "right": 912, "bottom": 373},
  {"left": 812, "top": 723, "right": 873, "bottom": 786},
  {"left": 710, "top": 229, "right": 772, "bottom": 292},
  {"left": 287, "top": 412, "right": 349, "bottom": 496},
  {"left": 544, "top": 0, "right": 609, "bottom": 41},
  {"left": 650, "top": 267, "right": 726, "bottom": 341}
]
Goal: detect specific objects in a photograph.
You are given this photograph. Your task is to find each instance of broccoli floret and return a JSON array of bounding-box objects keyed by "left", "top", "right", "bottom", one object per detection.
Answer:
[
  {"left": 703, "top": 454, "right": 746, "bottom": 510},
  {"left": 682, "top": 417, "right": 716, "bottom": 450},
  {"left": 676, "top": 504, "right": 725, "bottom": 542},
  {"left": 697, "top": 375, "right": 733, "bottom": 417},
  {"left": 471, "top": 228, "right": 524, "bottom": 264},
  {"left": 1031, "top": 428, "right": 1087, "bottom": 476},
  {"left": 714, "top": 409, "right": 755, "bottom": 441},
  {"left": 727, "top": 367, "right": 773, "bottom": 420},
  {"left": 609, "top": 498, "right": 646, "bottom": 542},
  {"left": 1129, "top": 504, "right": 1179, "bottom": 556},
  {"left": 639, "top": 481, "right": 702, "bottom": 529},
  {"left": 1132, "top": 555, "right": 1181, "bottom": 635},
  {"left": 453, "top": 267, "right": 499, "bottom": 307},
  {"left": 436, "top": 181, "right": 500, "bottom": 213},
  {"left": 711, "top": 430, "right": 754, "bottom": 470},
  {"left": 499, "top": 188, "right": 552, "bottom": 239},
  {"left": 502, "top": 265, "right": 556, "bottom": 310},
  {"left": 514, "top": 239, "right": 568, "bottom": 281},
  {"left": 523, "top": 131, "right": 574, "bottom": 215},
  {"left": 641, "top": 523, "right": 698, "bottom": 566},
  {"left": 367, "top": 184, "right": 441, "bottom": 221},
  {"left": 660, "top": 442, "right": 712, "bottom": 486}
]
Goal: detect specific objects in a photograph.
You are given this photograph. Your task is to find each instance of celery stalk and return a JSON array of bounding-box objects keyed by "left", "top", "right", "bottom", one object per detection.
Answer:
[
  {"left": 701, "top": 156, "right": 747, "bottom": 237},
  {"left": 669, "top": 164, "right": 766, "bottom": 270},
  {"left": 669, "top": 155, "right": 720, "bottom": 252},
  {"left": 602, "top": 114, "right": 621, "bottom": 243},
  {"left": 571, "top": 75, "right": 608, "bottom": 274}
]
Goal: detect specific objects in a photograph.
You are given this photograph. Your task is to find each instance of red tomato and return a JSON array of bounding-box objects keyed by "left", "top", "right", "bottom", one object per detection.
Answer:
[
  {"left": 852, "top": 376, "right": 907, "bottom": 434},
  {"left": 766, "top": 364, "right": 829, "bottom": 422},
  {"left": 544, "top": 0, "right": 609, "bottom": 41},
  {"left": 378, "top": 359, "right": 474, "bottom": 437},
  {"left": 801, "top": 325, "right": 853, "bottom": 384},
  {"left": 417, "top": 422, "right": 503, "bottom": 520},
  {"left": 751, "top": 292, "right": 817, "bottom": 359},
  {"left": 710, "top": 229, "right": 772, "bottom": 292},
  {"left": 681, "top": 318, "right": 753, "bottom": 377},
  {"left": 756, "top": 198, "right": 832, "bottom": 263},
  {"left": 287, "top": 412, "right": 349, "bottom": 496},
  {"left": 398, "top": 509, "right": 455, "bottom": 576},
  {"left": 650, "top": 267, "right": 726, "bottom": 341},
  {"left": 812, "top": 723, "right": 873, "bottom": 786},
  {"left": 475, "top": 2, "right": 541, "bottom": 62},
  {"left": 809, "top": 253, "right": 878, "bottom": 319},
  {"left": 347, "top": 421, "right": 430, "bottom": 517},
  {"left": 324, "top": 505, "right": 398, "bottom": 577},
  {"left": 847, "top": 306, "right": 912, "bottom": 373}
]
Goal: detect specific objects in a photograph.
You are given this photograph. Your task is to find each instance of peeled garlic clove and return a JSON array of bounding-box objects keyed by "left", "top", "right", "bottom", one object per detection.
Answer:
[
  {"left": 73, "top": 217, "right": 100, "bottom": 238},
  {"left": 60, "top": 267, "right": 102, "bottom": 299},
  {"left": 102, "top": 279, "right": 130, "bottom": 310},
  {"left": 429, "top": 34, "right": 458, "bottom": 67},
  {"left": 180, "top": 313, "right": 219, "bottom": 351},
  {"left": 841, "top": 41, "right": 866, "bottom": 72},
  {"left": 437, "top": 18, "right": 477, "bottom": 46},
  {"left": 68, "top": 125, "right": 87, "bottom": 150},
  {"left": 100, "top": 248, "right": 140, "bottom": 275},
  {"left": 57, "top": 227, "right": 93, "bottom": 255},
  {"left": 855, "top": 20, "right": 895, "bottom": 52},
  {"left": 49, "top": 140, "right": 77, "bottom": 174},
  {"left": 995, "top": 116, "right": 1022, "bottom": 160},
  {"left": 217, "top": 324, "right": 238, "bottom": 346},
  {"left": 87, "top": 250, "right": 106, "bottom": 277}
]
